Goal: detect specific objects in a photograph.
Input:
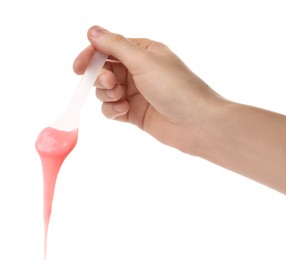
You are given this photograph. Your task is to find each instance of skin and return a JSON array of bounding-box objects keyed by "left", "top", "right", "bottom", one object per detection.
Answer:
[{"left": 73, "top": 26, "right": 286, "bottom": 195}]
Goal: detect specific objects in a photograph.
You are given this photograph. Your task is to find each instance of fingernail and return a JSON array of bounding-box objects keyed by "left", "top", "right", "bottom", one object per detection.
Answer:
[
  {"left": 90, "top": 26, "right": 105, "bottom": 38},
  {"left": 106, "top": 89, "right": 114, "bottom": 98},
  {"left": 113, "top": 104, "right": 122, "bottom": 113}
]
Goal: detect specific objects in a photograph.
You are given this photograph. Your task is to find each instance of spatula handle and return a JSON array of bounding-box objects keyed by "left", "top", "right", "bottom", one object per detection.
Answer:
[{"left": 52, "top": 51, "right": 107, "bottom": 131}]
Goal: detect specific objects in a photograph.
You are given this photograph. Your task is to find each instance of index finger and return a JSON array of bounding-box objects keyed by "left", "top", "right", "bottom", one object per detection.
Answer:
[{"left": 73, "top": 45, "right": 95, "bottom": 75}]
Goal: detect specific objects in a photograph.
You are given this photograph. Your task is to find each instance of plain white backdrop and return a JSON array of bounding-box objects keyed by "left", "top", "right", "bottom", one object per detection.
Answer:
[{"left": 0, "top": 0, "right": 286, "bottom": 259}]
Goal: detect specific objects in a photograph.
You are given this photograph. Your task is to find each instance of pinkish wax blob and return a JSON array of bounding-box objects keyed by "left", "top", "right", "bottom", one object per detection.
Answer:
[{"left": 36, "top": 127, "right": 78, "bottom": 259}]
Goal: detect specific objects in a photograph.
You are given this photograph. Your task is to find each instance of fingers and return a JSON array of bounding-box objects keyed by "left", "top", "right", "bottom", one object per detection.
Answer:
[
  {"left": 73, "top": 26, "right": 150, "bottom": 121},
  {"left": 96, "top": 81, "right": 125, "bottom": 102},
  {"left": 87, "top": 26, "right": 147, "bottom": 74},
  {"left": 95, "top": 68, "right": 129, "bottom": 120},
  {"left": 74, "top": 27, "right": 155, "bottom": 76},
  {"left": 95, "top": 68, "right": 126, "bottom": 100},
  {"left": 101, "top": 100, "right": 129, "bottom": 120},
  {"left": 73, "top": 45, "right": 94, "bottom": 75},
  {"left": 95, "top": 68, "right": 116, "bottom": 89}
]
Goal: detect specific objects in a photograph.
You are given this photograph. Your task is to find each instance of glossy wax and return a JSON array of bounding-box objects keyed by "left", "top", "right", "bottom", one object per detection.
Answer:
[{"left": 36, "top": 127, "right": 78, "bottom": 259}]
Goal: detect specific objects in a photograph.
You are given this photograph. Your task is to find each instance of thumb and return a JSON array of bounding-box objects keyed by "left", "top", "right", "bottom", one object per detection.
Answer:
[{"left": 87, "top": 26, "right": 146, "bottom": 73}]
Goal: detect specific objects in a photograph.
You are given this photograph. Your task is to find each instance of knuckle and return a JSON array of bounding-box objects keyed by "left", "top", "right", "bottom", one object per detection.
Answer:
[{"left": 112, "top": 33, "right": 126, "bottom": 45}]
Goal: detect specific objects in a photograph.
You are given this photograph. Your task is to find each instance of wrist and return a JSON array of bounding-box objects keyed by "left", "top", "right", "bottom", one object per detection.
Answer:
[{"left": 186, "top": 98, "right": 234, "bottom": 159}]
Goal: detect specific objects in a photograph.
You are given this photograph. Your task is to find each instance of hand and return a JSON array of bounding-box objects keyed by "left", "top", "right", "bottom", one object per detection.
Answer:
[
  {"left": 74, "top": 26, "right": 286, "bottom": 194},
  {"left": 73, "top": 26, "right": 223, "bottom": 154}
]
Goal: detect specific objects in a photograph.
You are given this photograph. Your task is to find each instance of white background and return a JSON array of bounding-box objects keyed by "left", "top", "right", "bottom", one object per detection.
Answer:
[{"left": 0, "top": 0, "right": 286, "bottom": 259}]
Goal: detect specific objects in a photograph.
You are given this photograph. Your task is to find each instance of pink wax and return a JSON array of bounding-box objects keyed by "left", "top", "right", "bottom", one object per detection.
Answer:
[{"left": 35, "top": 127, "right": 78, "bottom": 259}]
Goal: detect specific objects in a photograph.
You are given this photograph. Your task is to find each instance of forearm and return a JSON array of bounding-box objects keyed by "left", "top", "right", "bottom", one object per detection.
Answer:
[{"left": 196, "top": 101, "right": 286, "bottom": 194}]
